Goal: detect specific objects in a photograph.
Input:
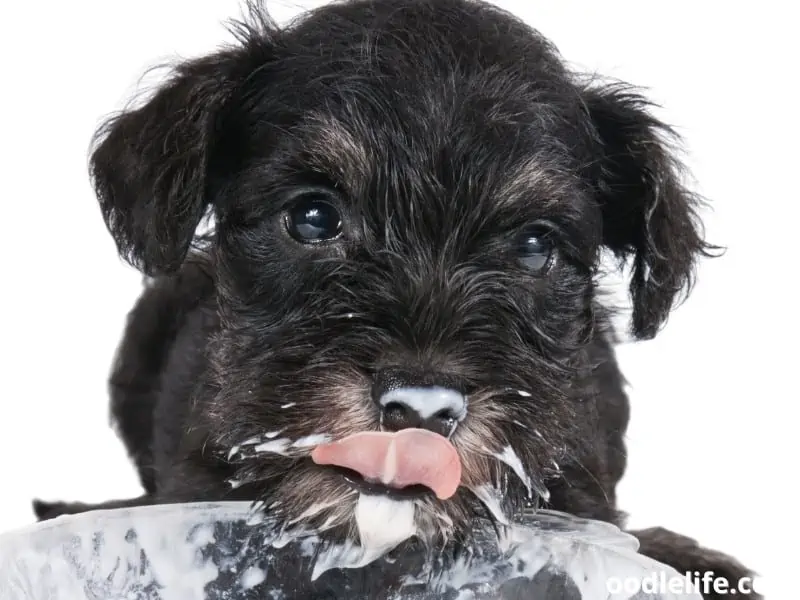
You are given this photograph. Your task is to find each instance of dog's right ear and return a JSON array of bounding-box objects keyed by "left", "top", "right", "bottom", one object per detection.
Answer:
[
  {"left": 580, "top": 83, "right": 718, "bottom": 340},
  {"left": 89, "top": 50, "right": 248, "bottom": 276}
]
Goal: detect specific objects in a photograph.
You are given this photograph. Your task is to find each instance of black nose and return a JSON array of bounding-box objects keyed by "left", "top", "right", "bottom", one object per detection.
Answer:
[{"left": 372, "top": 368, "right": 467, "bottom": 437}]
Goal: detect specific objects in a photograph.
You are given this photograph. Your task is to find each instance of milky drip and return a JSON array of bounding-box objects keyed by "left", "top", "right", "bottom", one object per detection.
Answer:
[
  {"left": 487, "top": 445, "right": 550, "bottom": 503},
  {"left": 310, "top": 495, "right": 417, "bottom": 581},
  {"left": 469, "top": 484, "right": 509, "bottom": 525},
  {"left": 491, "top": 446, "right": 533, "bottom": 497}
]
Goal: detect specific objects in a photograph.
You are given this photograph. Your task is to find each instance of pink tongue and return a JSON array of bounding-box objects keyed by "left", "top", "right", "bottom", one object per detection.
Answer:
[{"left": 310, "top": 429, "right": 461, "bottom": 500}]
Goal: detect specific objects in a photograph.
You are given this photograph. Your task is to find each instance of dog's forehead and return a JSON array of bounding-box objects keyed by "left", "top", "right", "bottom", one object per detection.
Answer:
[
  {"left": 299, "top": 106, "right": 578, "bottom": 215},
  {"left": 271, "top": 0, "right": 586, "bottom": 205},
  {"left": 225, "top": 0, "right": 595, "bottom": 231}
]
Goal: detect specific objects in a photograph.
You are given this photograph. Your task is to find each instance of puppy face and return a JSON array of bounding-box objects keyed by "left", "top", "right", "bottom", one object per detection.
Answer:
[{"left": 90, "top": 0, "right": 710, "bottom": 545}]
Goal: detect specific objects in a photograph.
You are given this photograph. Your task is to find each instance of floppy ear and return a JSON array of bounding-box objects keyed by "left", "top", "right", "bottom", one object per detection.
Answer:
[
  {"left": 582, "top": 83, "right": 717, "bottom": 340},
  {"left": 89, "top": 52, "right": 245, "bottom": 276}
]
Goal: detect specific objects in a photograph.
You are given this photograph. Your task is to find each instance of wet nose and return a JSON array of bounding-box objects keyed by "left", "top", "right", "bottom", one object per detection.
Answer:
[{"left": 372, "top": 368, "right": 467, "bottom": 437}]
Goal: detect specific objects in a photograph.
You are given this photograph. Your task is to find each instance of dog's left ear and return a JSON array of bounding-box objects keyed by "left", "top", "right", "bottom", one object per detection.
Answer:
[
  {"left": 582, "top": 84, "right": 717, "bottom": 340},
  {"left": 89, "top": 54, "right": 239, "bottom": 276},
  {"left": 89, "top": 12, "right": 276, "bottom": 277}
]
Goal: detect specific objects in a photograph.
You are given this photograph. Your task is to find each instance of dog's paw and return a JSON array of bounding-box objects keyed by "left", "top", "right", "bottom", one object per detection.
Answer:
[
  {"left": 31, "top": 498, "right": 68, "bottom": 521},
  {"left": 31, "top": 499, "right": 88, "bottom": 522},
  {"left": 630, "top": 527, "right": 763, "bottom": 599}
]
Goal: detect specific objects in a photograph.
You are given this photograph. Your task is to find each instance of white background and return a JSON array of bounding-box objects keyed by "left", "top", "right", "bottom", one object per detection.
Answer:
[{"left": 0, "top": 1, "right": 794, "bottom": 595}]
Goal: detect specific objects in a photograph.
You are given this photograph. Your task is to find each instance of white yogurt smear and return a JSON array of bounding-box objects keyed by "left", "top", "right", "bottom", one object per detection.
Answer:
[
  {"left": 378, "top": 387, "right": 467, "bottom": 420},
  {"left": 291, "top": 434, "right": 331, "bottom": 448},
  {"left": 254, "top": 438, "right": 292, "bottom": 455},
  {"left": 310, "top": 495, "right": 417, "bottom": 581}
]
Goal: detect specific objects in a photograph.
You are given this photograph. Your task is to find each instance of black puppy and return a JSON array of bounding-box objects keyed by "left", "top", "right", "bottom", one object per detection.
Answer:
[{"left": 35, "top": 0, "right": 758, "bottom": 596}]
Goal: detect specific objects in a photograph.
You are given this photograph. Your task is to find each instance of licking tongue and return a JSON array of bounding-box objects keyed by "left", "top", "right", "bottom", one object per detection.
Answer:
[{"left": 310, "top": 429, "right": 461, "bottom": 500}]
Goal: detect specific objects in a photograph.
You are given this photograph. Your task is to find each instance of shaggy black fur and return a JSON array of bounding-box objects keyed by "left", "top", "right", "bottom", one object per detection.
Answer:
[{"left": 35, "top": 1, "right": 760, "bottom": 597}]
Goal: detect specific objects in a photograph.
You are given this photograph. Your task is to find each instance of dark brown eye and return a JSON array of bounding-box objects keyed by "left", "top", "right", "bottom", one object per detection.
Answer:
[
  {"left": 517, "top": 227, "right": 555, "bottom": 272},
  {"left": 284, "top": 190, "right": 343, "bottom": 243}
]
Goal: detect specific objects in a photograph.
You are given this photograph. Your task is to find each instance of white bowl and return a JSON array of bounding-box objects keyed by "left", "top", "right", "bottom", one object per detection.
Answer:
[{"left": 0, "top": 502, "right": 700, "bottom": 599}]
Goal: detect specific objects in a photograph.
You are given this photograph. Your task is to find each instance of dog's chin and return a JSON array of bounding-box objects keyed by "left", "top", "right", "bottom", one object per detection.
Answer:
[
  {"left": 261, "top": 464, "right": 447, "bottom": 540},
  {"left": 257, "top": 462, "right": 528, "bottom": 552}
]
